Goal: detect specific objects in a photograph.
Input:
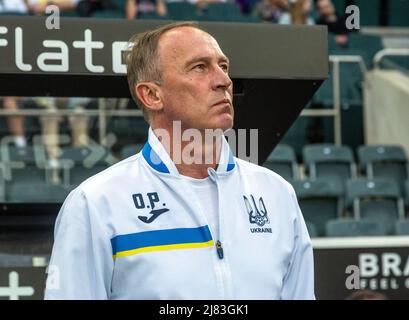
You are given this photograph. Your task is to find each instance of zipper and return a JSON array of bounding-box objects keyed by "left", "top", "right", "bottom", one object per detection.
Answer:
[
  {"left": 208, "top": 168, "right": 224, "bottom": 259},
  {"left": 216, "top": 240, "right": 224, "bottom": 259},
  {"left": 208, "top": 168, "right": 233, "bottom": 299}
]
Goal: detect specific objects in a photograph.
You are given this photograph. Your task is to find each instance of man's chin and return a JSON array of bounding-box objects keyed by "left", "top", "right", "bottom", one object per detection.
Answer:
[{"left": 219, "top": 115, "right": 234, "bottom": 132}]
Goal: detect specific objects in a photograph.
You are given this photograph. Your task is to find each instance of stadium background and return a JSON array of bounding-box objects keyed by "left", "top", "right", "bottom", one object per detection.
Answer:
[{"left": 0, "top": 0, "right": 408, "bottom": 300}]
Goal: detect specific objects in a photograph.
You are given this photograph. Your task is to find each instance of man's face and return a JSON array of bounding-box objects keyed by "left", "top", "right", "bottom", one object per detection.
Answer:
[
  {"left": 317, "top": 0, "right": 334, "bottom": 16},
  {"left": 155, "top": 27, "right": 234, "bottom": 132}
]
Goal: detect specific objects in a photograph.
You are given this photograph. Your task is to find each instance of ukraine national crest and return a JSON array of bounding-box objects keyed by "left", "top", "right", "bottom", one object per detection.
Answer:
[{"left": 243, "top": 194, "right": 269, "bottom": 227}]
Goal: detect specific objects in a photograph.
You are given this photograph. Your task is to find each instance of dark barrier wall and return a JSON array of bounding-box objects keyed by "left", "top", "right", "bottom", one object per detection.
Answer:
[{"left": 313, "top": 237, "right": 409, "bottom": 300}]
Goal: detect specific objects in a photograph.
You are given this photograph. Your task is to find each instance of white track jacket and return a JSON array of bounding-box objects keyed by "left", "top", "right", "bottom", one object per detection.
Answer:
[{"left": 44, "top": 128, "right": 315, "bottom": 300}]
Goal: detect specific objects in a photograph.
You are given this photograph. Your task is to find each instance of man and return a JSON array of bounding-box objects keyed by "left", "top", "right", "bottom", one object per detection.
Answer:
[
  {"left": 1, "top": 97, "right": 27, "bottom": 148},
  {"left": 315, "top": 0, "right": 349, "bottom": 45},
  {"left": 254, "top": 0, "right": 289, "bottom": 23},
  {"left": 45, "top": 22, "right": 315, "bottom": 299}
]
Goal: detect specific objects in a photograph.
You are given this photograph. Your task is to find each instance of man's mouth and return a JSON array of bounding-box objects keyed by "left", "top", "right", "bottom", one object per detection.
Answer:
[{"left": 212, "top": 98, "right": 231, "bottom": 107}]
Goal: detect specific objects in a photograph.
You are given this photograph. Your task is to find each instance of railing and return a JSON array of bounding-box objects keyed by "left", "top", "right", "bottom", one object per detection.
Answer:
[
  {"left": 373, "top": 48, "right": 409, "bottom": 69},
  {"left": 300, "top": 55, "right": 367, "bottom": 145},
  {"left": 0, "top": 102, "right": 143, "bottom": 146}
]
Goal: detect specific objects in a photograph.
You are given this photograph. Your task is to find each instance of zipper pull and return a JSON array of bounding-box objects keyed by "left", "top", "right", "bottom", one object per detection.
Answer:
[{"left": 216, "top": 240, "right": 224, "bottom": 259}]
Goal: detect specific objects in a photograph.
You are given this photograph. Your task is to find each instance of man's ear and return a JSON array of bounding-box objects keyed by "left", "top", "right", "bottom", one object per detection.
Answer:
[{"left": 135, "top": 82, "right": 163, "bottom": 112}]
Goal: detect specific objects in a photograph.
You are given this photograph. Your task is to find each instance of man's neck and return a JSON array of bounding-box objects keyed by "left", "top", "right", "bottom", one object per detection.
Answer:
[{"left": 151, "top": 125, "right": 223, "bottom": 179}]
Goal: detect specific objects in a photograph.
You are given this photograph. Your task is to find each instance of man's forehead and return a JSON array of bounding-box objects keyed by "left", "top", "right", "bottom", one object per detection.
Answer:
[{"left": 157, "top": 27, "right": 226, "bottom": 62}]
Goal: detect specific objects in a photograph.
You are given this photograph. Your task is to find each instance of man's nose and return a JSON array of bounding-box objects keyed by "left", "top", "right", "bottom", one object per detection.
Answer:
[{"left": 213, "top": 66, "right": 233, "bottom": 91}]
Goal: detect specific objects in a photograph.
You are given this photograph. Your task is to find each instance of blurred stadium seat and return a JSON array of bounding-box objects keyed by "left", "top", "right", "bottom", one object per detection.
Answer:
[
  {"left": 357, "top": 145, "right": 408, "bottom": 193},
  {"left": 199, "top": 3, "right": 243, "bottom": 22},
  {"left": 303, "top": 144, "right": 356, "bottom": 188},
  {"left": 326, "top": 218, "right": 386, "bottom": 237},
  {"left": 353, "top": 0, "right": 381, "bottom": 27},
  {"left": 395, "top": 219, "right": 409, "bottom": 235},
  {"left": 292, "top": 178, "right": 344, "bottom": 237},
  {"left": 6, "top": 182, "right": 71, "bottom": 203},
  {"left": 167, "top": 2, "right": 198, "bottom": 21},
  {"left": 305, "top": 221, "right": 318, "bottom": 238},
  {"left": 388, "top": 0, "right": 409, "bottom": 26},
  {"left": 120, "top": 143, "right": 143, "bottom": 160},
  {"left": 263, "top": 144, "right": 298, "bottom": 180},
  {"left": 346, "top": 178, "right": 405, "bottom": 235},
  {"left": 91, "top": 10, "right": 124, "bottom": 19},
  {"left": 56, "top": 146, "right": 113, "bottom": 186},
  {"left": 0, "top": 146, "right": 49, "bottom": 200}
]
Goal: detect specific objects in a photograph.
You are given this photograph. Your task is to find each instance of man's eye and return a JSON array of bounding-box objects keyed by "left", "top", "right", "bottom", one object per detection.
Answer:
[
  {"left": 193, "top": 64, "right": 207, "bottom": 71},
  {"left": 220, "top": 64, "right": 229, "bottom": 72}
]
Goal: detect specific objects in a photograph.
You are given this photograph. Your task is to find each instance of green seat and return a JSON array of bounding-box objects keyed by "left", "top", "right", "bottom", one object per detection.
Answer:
[
  {"left": 331, "top": 0, "right": 346, "bottom": 15},
  {"left": 57, "top": 146, "right": 114, "bottom": 186},
  {"left": 7, "top": 182, "right": 71, "bottom": 203},
  {"left": 346, "top": 178, "right": 404, "bottom": 235},
  {"left": 388, "top": 0, "right": 409, "bottom": 26},
  {"left": 313, "top": 48, "right": 368, "bottom": 107},
  {"left": 167, "top": 2, "right": 198, "bottom": 20},
  {"left": 292, "top": 179, "right": 344, "bottom": 236},
  {"left": 263, "top": 144, "right": 298, "bottom": 180},
  {"left": 303, "top": 144, "right": 356, "bottom": 188},
  {"left": 60, "top": 10, "right": 79, "bottom": 17},
  {"left": 0, "top": 146, "right": 48, "bottom": 197},
  {"left": 228, "top": 15, "right": 261, "bottom": 23},
  {"left": 138, "top": 13, "right": 169, "bottom": 20},
  {"left": 69, "top": 164, "right": 109, "bottom": 186},
  {"left": 199, "top": 3, "right": 242, "bottom": 21},
  {"left": 347, "top": 34, "right": 383, "bottom": 67},
  {"left": 357, "top": 145, "right": 408, "bottom": 193},
  {"left": 326, "top": 218, "right": 386, "bottom": 237},
  {"left": 91, "top": 10, "right": 124, "bottom": 19},
  {"left": 0, "top": 12, "right": 28, "bottom": 16},
  {"left": 353, "top": 0, "right": 381, "bottom": 26},
  {"left": 395, "top": 219, "right": 409, "bottom": 235},
  {"left": 306, "top": 221, "right": 318, "bottom": 238},
  {"left": 107, "top": 116, "right": 149, "bottom": 143},
  {"left": 112, "top": 0, "right": 127, "bottom": 11},
  {"left": 280, "top": 117, "right": 311, "bottom": 158},
  {"left": 120, "top": 144, "right": 144, "bottom": 159},
  {"left": 58, "top": 146, "right": 111, "bottom": 166}
]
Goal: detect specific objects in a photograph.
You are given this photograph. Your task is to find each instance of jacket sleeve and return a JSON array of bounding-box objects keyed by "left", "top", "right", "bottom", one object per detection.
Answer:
[
  {"left": 44, "top": 188, "right": 114, "bottom": 300},
  {"left": 280, "top": 186, "right": 316, "bottom": 300}
]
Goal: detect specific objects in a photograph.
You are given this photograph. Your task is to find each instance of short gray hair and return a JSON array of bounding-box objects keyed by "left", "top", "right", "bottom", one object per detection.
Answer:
[{"left": 126, "top": 21, "right": 200, "bottom": 121}]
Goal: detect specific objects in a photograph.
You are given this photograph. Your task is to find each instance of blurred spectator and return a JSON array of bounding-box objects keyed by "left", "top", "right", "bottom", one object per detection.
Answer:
[
  {"left": 346, "top": 290, "right": 388, "bottom": 300},
  {"left": 192, "top": 0, "right": 228, "bottom": 9},
  {"left": 28, "top": 0, "right": 80, "bottom": 15},
  {"left": 315, "top": 0, "right": 349, "bottom": 45},
  {"left": 125, "top": 0, "right": 166, "bottom": 19},
  {"left": 0, "top": 0, "right": 29, "bottom": 13},
  {"left": 254, "top": 0, "right": 289, "bottom": 23},
  {"left": 1, "top": 97, "right": 27, "bottom": 148},
  {"left": 34, "top": 97, "right": 92, "bottom": 184},
  {"left": 77, "top": 0, "right": 118, "bottom": 17},
  {"left": 236, "top": 0, "right": 261, "bottom": 14},
  {"left": 279, "top": 0, "right": 314, "bottom": 25}
]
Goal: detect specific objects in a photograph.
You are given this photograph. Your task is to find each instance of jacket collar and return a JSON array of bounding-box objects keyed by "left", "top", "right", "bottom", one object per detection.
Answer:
[{"left": 142, "top": 127, "right": 236, "bottom": 176}]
